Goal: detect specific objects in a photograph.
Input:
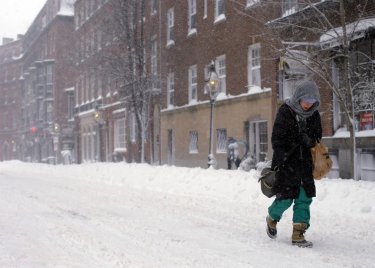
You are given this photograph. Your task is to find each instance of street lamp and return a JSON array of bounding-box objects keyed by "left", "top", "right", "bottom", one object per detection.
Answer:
[{"left": 205, "top": 61, "right": 220, "bottom": 168}]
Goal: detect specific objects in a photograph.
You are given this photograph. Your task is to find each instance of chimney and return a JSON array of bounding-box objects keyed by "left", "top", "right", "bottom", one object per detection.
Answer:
[{"left": 2, "top": 37, "right": 14, "bottom": 45}]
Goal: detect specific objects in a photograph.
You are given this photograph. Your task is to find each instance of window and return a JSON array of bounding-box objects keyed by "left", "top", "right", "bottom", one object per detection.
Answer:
[
  {"left": 189, "top": 130, "right": 198, "bottom": 153},
  {"left": 167, "top": 72, "right": 174, "bottom": 107},
  {"left": 282, "top": 0, "right": 298, "bottom": 17},
  {"left": 90, "top": 73, "right": 95, "bottom": 100},
  {"left": 248, "top": 43, "right": 261, "bottom": 88},
  {"left": 216, "top": 55, "right": 226, "bottom": 94},
  {"left": 37, "top": 66, "right": 45, "bottom": 85},
  {"left": 151, "top": 0, "right": 157, "bottom": 15},
  {"left": 204, "top": 0, "right": 207, "bottom": 19},
  {"left": 188, "top": 65, "right": 197, "bottom": 103},
  {"left": 215, "top": 0, "right": 225, "bottom": 20},
  {"left": 85, "top": 74, "right": 90, "bottom": 102},
  {"left": 216, "top": 128, "right": 227, "bottom": 153},
  {"left": 46, "top": 102, "right": 53, "bottom": 123},
  {"left": 67, "top": 93, "right": 74, "bottom": 120},
  {"left": 249, "top": 121, "right": 268, "bottom": 162},
  {"left": 114, "top": 118, "right": 126, "bottom": 150},
  {"left": 188, "top": 0, "right": 197, "bottom": 33},
  {"left": 91, "top": 30, "right": 95, "bottom": 55},
  {"left": 97, "top": 29, "right": 102, "bottom": 51},
  {"left": 151, "top": 39, "right": 158, "bottom": 86},
  {"left": 167, "top": 8, "right": 174, "bottom": 45},
  {"left": 97, "top": 68, "right": 103, "bottom": 98},
  {"left": 129, "top": 112, "right": 137, "bottom": 143},
  {"left": 247, "top": 0, "right": 260, "bottom": 7},
  {"left": 46, "top": 64, "right": 53, "bottom": 84}
]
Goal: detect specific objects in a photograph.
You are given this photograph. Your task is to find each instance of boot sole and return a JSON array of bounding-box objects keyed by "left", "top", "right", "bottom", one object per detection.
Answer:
[
  {"left": 266, "top": 227, "right": 277, "bottom": 239},
  {"left": 292, "top": 241, "right": 313, "bottom": 248}
]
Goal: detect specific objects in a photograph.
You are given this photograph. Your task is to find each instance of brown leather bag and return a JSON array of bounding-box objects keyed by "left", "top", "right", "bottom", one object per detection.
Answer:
[{"left": 311, "top": 142, "right": 333, "bottom": 179}]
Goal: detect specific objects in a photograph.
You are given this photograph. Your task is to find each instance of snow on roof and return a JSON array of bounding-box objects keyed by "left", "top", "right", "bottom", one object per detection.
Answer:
[
  {"left": 161, "top": 87, "right": 271, "bottom": 113},
  {"left": 58, "top": 0, "right": 75, "bottom": 16},
  {"left": 63, "top": 87, "right": 74, "bottom": 92},
  {"left": 320, "top": 18, "right": 375, "bottom": 48}
]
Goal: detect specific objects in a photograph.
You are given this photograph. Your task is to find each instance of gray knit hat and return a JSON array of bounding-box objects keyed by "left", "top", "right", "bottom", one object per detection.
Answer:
[{"left": 286, "top": 80, "right": 320, "bottom": 118}]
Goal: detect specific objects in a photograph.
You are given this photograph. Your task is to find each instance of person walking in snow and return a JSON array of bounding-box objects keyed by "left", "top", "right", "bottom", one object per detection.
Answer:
[{"left": 266, "top": 80, "right": 322, "bottom": 248}]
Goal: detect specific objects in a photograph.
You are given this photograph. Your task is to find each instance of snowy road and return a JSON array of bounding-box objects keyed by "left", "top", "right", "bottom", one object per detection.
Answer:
[{"left": 0, "top": 161, "right": 374, "bottom": 267}]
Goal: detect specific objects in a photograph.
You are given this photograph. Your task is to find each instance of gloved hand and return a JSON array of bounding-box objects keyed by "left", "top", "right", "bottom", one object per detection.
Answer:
[{"left": 299, "top": 133, "right": 315, "bottom": 148}]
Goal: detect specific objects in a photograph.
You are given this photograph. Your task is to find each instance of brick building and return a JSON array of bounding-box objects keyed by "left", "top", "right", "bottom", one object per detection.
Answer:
[
  {"left": 0, "top": 37, "right": 23, "bottom": 160},
  {"left": 73, "top": 0, "right": 150, "bottom": 164},
  {"left": 20, "top": 0, "right": 76, "bottom": 163},
  {"left": 154, "top": 0, "right": 278, "bottom": 168}
]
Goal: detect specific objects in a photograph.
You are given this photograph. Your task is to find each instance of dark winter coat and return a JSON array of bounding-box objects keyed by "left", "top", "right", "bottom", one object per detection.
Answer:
[{"left": 271, "top": 103, "right": 322, "bottom": 199}]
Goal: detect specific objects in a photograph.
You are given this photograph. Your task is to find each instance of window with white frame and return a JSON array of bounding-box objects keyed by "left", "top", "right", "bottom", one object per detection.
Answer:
[
  {"left": 215, "top": 0, "right": 225, "bottom": 20},
  {"left": 248, "top": 43, "right": 261, "bottom": 88},
  {"left": 188, "top": 65, "right": 197, "bottom": 103},
  {"left": 189, "top": 130, "right": 198, "bottom": 153},
  {"left": 167, "top": 72, "right": 175, "bottom": 107},
  {"left": 114, "top": 118, "right": 126, "bottom": 150},
  {"left": 249, "top": 120, "right": 268, "bottom": 162},
  {"left": 151, "top": 38, "right": 158, "bottom": 83},
  {"left": 188, "top": 0, "right": 197, "bottom": 33},
  {"left": 282, "top": 0, "right": 298, "bottom": 17},
  {"left": 216, "top": 128, "right": 227, "bottom": 153},
  {"left": 129, "top": 112, "right": 137, "bottom": 143},
  {"left": 216, "top": 55, "right": 226, "bottom": 94},
  {"left": 247, "top": 0, "right": 260, "bottom": 7},
  {"left": 167, "top": 8, "right": 174, "bottom": 45}
]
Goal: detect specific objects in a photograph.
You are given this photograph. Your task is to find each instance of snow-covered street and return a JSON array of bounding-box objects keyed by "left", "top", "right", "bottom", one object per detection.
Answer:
[{"left": 0, "top": 161, "right": 374, "bottom": 268}]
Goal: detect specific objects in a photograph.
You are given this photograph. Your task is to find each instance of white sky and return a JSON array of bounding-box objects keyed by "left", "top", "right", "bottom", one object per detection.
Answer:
[
  {"left": 0, "top": 0, "right": 47, "bottom": 41},
  {"left": 0, "top": 161, "right": 374, "bottom": 267}
]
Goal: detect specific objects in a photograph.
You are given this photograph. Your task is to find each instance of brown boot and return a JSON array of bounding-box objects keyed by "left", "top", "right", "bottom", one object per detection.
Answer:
[
  {"left": 291, "top": 223, "right": 313, "bottom": 248},
  {"left": 266, "top": 216, "right": 277, "bottom": 239}
]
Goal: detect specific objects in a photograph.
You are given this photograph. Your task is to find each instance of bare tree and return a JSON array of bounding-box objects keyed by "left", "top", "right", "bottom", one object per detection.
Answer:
[
  {"left": 233, "top": 0, "right": 375, "bottom": 179},
  {"left": 101, "top": 0, "right": 156, "bottom": 163}
]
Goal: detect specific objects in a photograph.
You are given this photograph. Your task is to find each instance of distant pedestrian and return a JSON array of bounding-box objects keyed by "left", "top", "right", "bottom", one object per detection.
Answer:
[{"left": 266, "top": 80, "right": 322, "bottom": 248}]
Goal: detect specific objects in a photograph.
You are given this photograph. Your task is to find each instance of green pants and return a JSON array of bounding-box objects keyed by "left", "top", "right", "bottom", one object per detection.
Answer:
[{"left": 268, "top": 187, "right": 313, "bottom": 226}]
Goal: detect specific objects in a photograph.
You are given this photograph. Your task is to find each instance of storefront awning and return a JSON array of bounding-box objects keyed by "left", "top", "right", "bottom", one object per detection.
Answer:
[{"left": 320, "top": 18, "right": 375, "bottom": 49}]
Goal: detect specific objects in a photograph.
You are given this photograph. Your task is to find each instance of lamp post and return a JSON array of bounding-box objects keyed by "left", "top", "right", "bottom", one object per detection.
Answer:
[{"left": 205, "top": 61, "right": 219, "bottom": 168}]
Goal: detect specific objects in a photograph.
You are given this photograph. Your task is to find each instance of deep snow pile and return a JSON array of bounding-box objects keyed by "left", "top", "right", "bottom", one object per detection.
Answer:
[{"left": 0, "top": 161, "right": 374, "bottom": 268}]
